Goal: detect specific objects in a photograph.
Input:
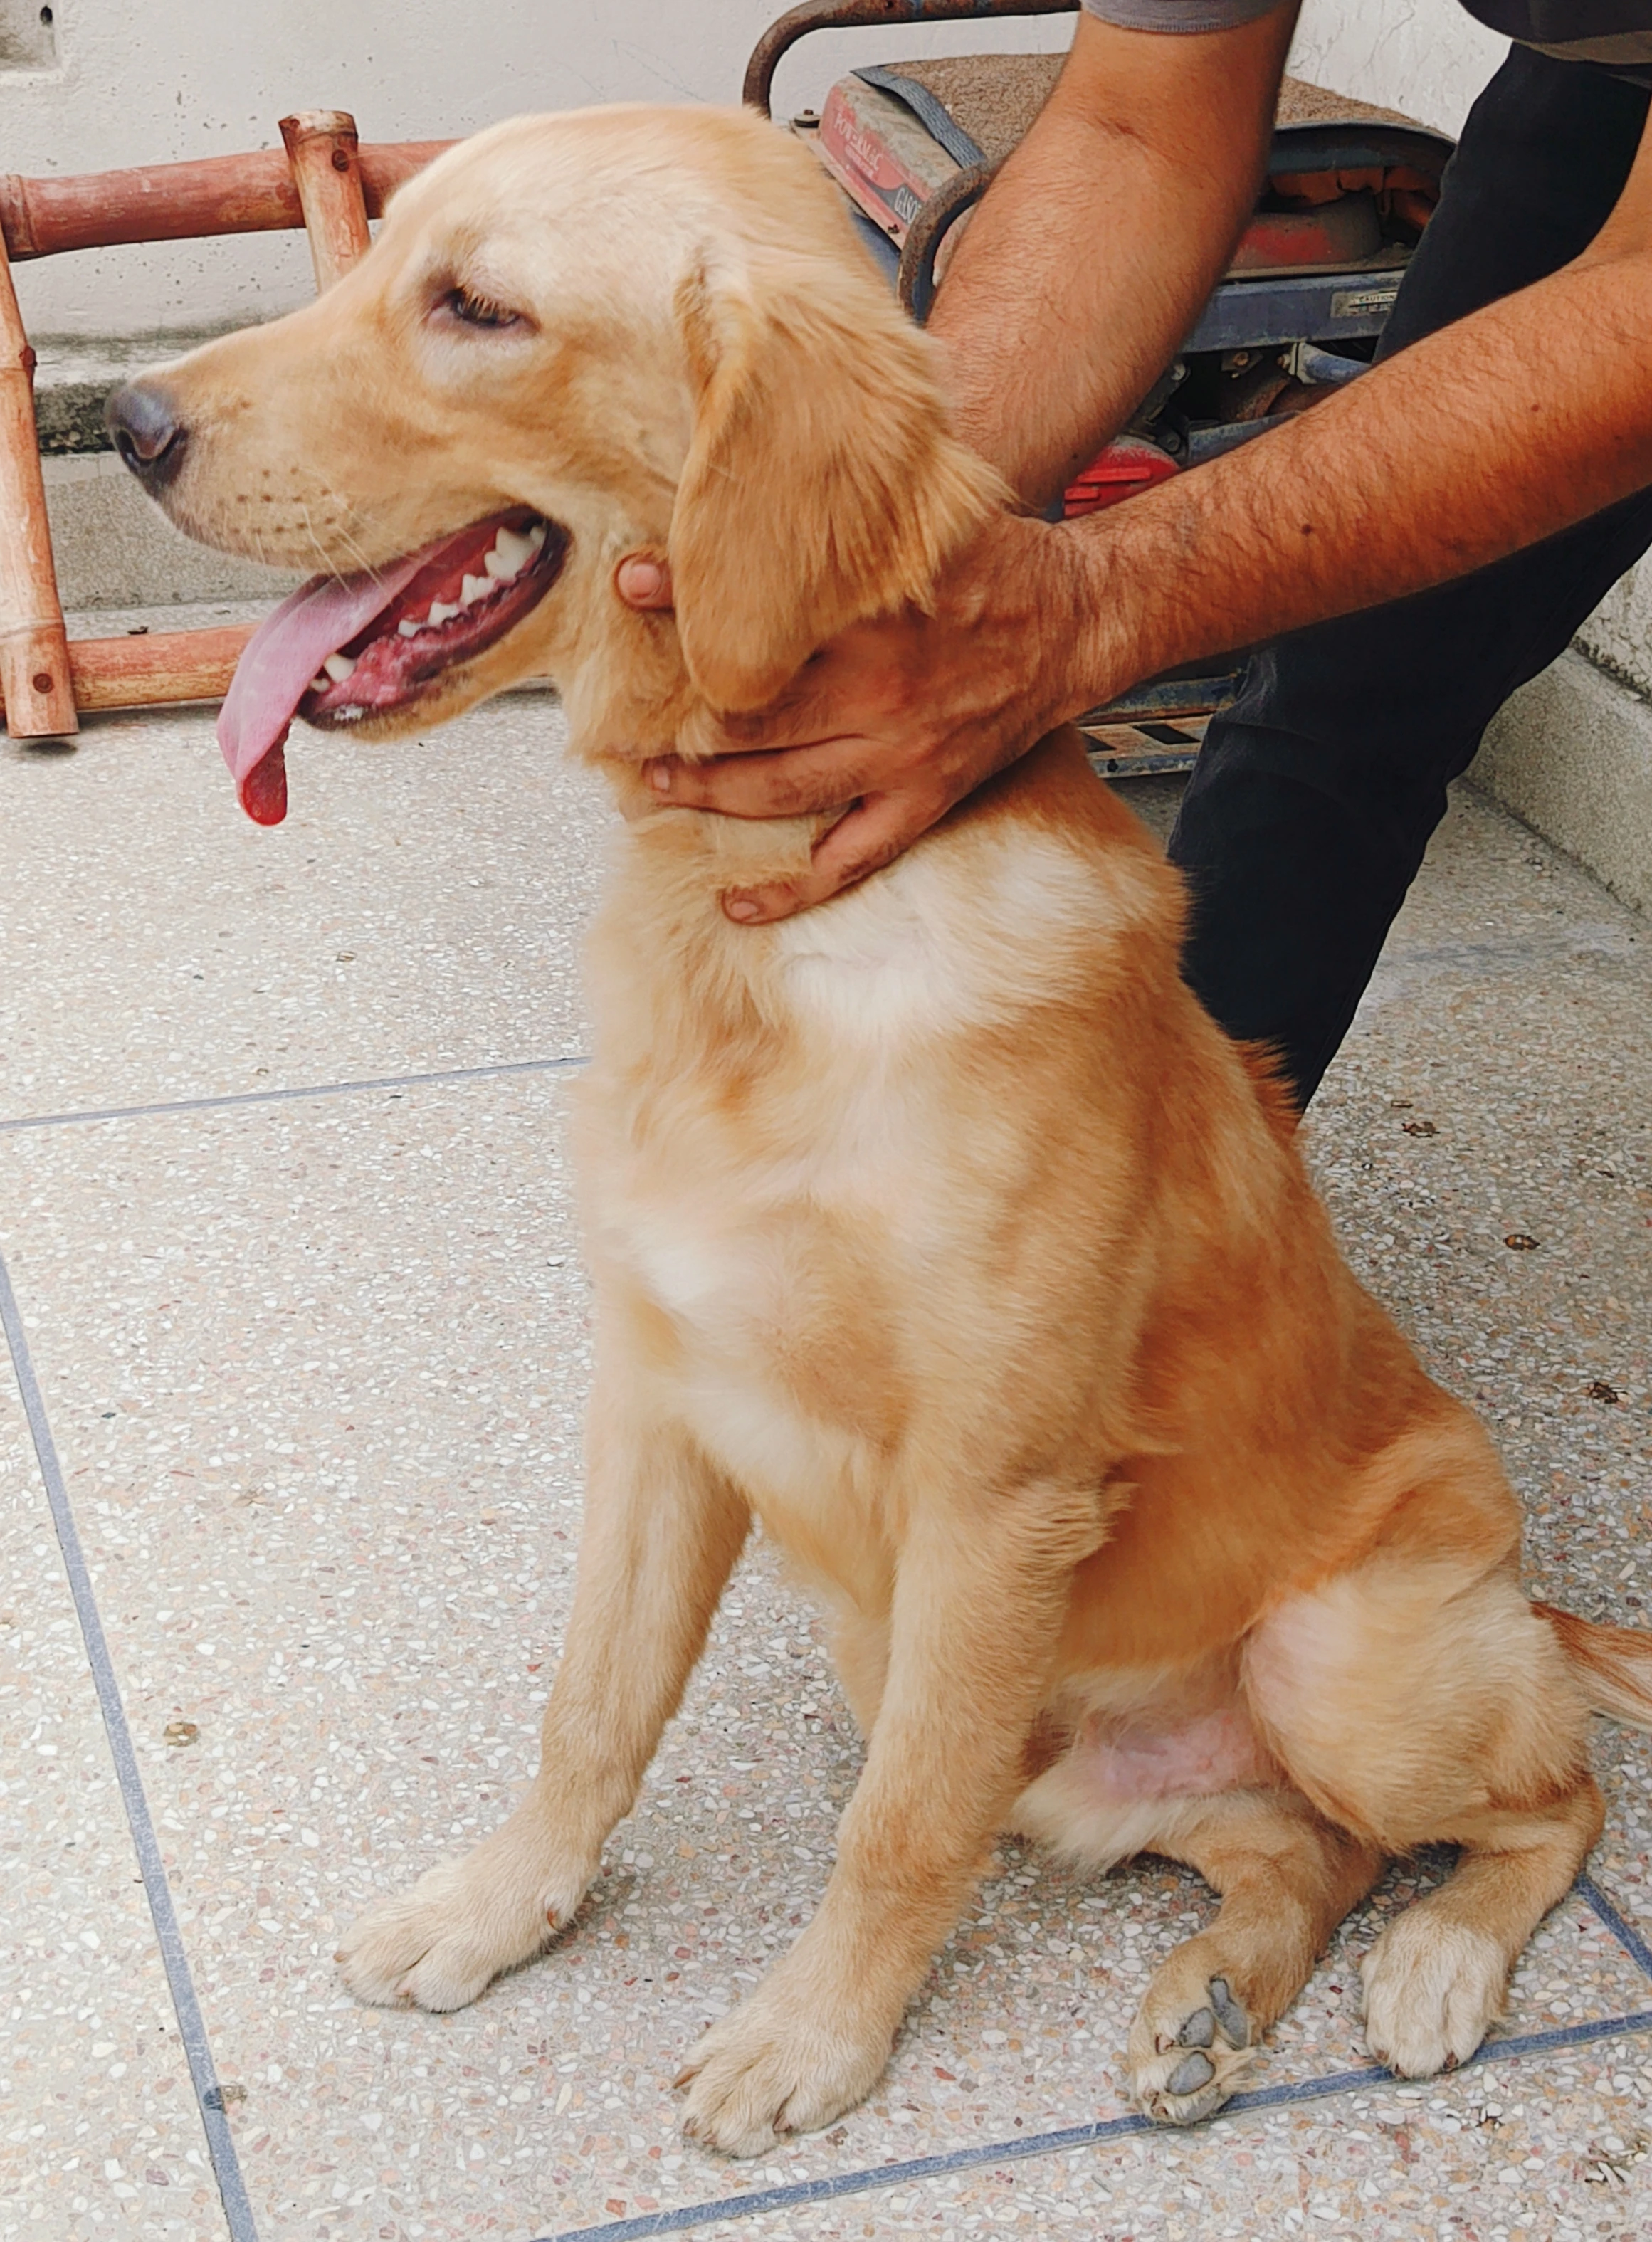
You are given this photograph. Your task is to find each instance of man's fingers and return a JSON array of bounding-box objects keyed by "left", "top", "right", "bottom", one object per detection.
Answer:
[
  {"left": 720, "top": 791, "right": 938, "bottom": 922},
  {"left": 616, "top": 552, "right": 674, "bottom": 609},
  {"left": 685, "top": 636, "right": 913, "bottom": 757},
  {"left": 683, "top": 688, "right": 873, "bottom": 759},
  {"left": 808, "top": 788, "right": 944, "bottom": 894},
  {"left": 648, "top": 738, "right": 881, "bottom": 819}
]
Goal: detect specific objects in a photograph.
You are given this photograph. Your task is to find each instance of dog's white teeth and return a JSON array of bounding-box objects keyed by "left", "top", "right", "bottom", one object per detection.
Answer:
[
  {"left": 310, "top": 673, "right": 328, "bottom": 692},
  {"left": 397, "top": 619, "right": 419, "bottom": 638},
  {"left": 490, "top": 525, "right": 536, "bottom": 577},
  {"left": 322, "top": 651, "right": 358, "bottom": 682},
  {"left": 483, "top": 546, "right": 513, "bottom": 579},
  {"left": 461, "top": 573, "right": 490, "bottom": 606},
  {"left": 527, "top": 521, "right": 547, "bottom": 550},
  {"left": 426, "top": 600, "right": 458, "bottom": 626}
]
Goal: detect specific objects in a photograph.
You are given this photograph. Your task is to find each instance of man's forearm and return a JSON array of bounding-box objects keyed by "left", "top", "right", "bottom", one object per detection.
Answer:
[
  {"left": 1059, "top": 236, "right": 1652, "bottom": 704},
  {"left": 928, "top": 7, "right": 1297, "bottom": 508}
]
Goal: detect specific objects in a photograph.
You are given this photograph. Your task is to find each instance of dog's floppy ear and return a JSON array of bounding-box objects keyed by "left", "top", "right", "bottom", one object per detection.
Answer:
[{"left": 668, "top": 248, "right": 1000, "bottom": 713}]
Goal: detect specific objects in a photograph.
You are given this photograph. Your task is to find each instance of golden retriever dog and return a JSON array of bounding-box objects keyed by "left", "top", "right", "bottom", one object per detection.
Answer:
[{"left": 110, "top": 104, "right": 1652, "bottom": 2156}]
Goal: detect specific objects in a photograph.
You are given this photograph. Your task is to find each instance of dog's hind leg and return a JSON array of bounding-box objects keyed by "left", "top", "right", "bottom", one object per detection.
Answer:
[
  {"left": 1247, "top": 1552, "right": 1603, "bottom": 2082},
  {"left": 337, "top": 1377, "right": 748, "bottom": 2011},
  {"left": 1359, "top": 1785, "right": 1604, "bottom": 2077},
  {"left": 1127, "top": 1787, "right": 1384, "bottom": 2123}
]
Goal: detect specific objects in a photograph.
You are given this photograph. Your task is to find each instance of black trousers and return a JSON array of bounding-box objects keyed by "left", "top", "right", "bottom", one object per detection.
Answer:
[{"left": 1167, "top": 45, "right": 1652, "bottom": 1105}]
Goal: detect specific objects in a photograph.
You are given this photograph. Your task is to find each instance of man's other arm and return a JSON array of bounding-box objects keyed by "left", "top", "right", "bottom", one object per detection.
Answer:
[{"left": 929, "top": 0, "right": 1299, "bottom": 506}]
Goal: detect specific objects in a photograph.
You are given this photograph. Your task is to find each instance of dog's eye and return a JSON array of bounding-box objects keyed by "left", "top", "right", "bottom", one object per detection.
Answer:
[{"left": 441, "top": 285, "right": 523, "bottom": 331}]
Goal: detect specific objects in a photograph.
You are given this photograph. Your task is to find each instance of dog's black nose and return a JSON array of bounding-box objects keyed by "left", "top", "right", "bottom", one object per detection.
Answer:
[{"left": 105, "top": 381, "right": 187, "bottom": 488}]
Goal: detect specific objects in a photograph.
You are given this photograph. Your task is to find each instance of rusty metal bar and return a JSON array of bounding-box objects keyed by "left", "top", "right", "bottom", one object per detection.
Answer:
[
  {"left": 743, "top": 0, "right": 1078, "bottom": 116},
  {"left": 280, "top": 109, "right": 373, "bottom": 290},
  {"left": 0, "top": 139, "right": 450, "bottom": 263},
  {"left": 897, "top": 159, "right": 995, "bottom": 320},
  {"left": 0, "top": 228, "right": 76, "bottom": 737}
]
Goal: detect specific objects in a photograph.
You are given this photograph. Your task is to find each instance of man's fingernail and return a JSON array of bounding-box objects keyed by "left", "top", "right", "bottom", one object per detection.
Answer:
[
  {"left": 647, "top": 760, "right": 672, "bottom": 794},
  {"left": 725, "top": 894, "right": 762, "bottom": 921},
  {"left": 622, "top": 560, "right": 662, "bottom": 599}
]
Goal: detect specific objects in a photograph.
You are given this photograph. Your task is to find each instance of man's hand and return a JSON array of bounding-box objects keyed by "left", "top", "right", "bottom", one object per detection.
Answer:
[{"left": 623, "top": 515, "right": 1098, "bottom": 922}]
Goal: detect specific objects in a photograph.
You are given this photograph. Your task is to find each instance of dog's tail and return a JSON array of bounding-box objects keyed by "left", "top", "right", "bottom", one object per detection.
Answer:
[{"left": 1539, "top": 1602, "right": 1652, "bottom": 1729}]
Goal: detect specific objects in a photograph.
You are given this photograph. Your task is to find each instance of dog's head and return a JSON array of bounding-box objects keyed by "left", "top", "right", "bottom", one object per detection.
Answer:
[{"left": 107, "top": 105, "right": 999, "bottom": 821}]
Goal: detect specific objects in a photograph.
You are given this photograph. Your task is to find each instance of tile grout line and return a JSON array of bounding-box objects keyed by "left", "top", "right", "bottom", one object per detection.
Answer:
[
  {"left": 0, "top": 1243, "right": 261, "bottom": 2242},
  {"left": 0, "top": 1051, "right": 591, "bottom": 1136},
  {"left": 1580, "top": 1870, "right": 1652, "bottom": 1982},
  {"left": 542, "top": 2007, "right": 1652, "bottom": 2242}
]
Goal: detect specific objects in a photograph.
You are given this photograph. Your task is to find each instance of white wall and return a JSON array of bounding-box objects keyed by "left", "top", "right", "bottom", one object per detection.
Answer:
[
  {"left": 1288, "top": 0, "right": 1505, "bottom": 132},
  {"left": 1, "top": 0, "right": 1074, "bottom": 338},
  {"left": 5, "top": 0, "right": 1517, "bottom": 340}
]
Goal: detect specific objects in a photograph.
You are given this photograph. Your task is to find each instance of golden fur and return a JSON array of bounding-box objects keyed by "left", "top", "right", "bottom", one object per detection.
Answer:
[{"left": 140, "top": 104, "right": 1652, "bottom": 2153}]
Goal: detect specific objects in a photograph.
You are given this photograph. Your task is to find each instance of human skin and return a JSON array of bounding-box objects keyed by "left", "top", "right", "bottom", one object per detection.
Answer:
[{"left": 623, "top": 5, "right": 1652, "bottom": 922}]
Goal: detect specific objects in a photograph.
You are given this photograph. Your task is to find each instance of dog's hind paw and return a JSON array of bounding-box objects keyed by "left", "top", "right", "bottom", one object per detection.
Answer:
[
  {"left": 1361, "top": 1913, "right": 1506, "bottom": 2078},
  {"left": 1127, "top": 1971, "right": 1256, "bottom": 2126},
  {"left": 337, "top": 1849, "right": 578, "bottom": 2011}
]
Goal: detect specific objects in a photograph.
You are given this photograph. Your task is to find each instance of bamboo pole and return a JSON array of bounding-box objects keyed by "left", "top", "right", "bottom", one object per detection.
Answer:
[
  {"left": 58, "top": 626, "right": 253, "bottom": 713},
  {"left": 280, "top": 110, "right": 372, "bottom": 290},
  {"left": 0, "top": 140, "right": 450, "bottom": 261},
  {"left": 0, "top": 228, "right": 76, "bottom": 737},
  {"left": 7, "top": 628, "right": 546, "bottom": 722}
]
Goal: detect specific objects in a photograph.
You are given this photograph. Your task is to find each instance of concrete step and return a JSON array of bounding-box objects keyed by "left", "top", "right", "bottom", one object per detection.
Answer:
[
  {"left": 1473, "top": 648, "right": 1652, "bottom": 917},
  {"left": 34, "top": 331, "right": 301, "bottom": 611},
  {"left": 45, "top": 451, "right": 301, "bottom": 611}
]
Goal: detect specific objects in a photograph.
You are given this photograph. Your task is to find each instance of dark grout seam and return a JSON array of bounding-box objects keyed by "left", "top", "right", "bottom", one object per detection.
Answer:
[
  {"left": 0, "top": 1244, "right": 261, "bottom": 2242},
  {"left": 1581, "top": 1871, "right": 1652, "bottom": 1982},
  {"left": 0, "top": 1051, "right": 590, "bottom": 1136},
  {"left": 544, "top": 2006, "right": 1652, "bottom": 2242}
]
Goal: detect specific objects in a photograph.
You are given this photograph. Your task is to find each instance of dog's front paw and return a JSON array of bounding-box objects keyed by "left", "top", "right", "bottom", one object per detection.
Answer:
[
  {"left": 675, "top": 1972, "right": 895, "bottom": 2157},
  {"left": 337, "top": 1838, "right": 590, "bottom": 2011},
  {"left": 1361, "top": 1912, "right": 1507, "bottom": 2077}
]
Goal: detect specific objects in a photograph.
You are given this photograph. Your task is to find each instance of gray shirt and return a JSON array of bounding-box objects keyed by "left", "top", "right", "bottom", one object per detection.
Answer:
[{"left": 1082, "top": 0, "right": 1652, "bottom": 80}]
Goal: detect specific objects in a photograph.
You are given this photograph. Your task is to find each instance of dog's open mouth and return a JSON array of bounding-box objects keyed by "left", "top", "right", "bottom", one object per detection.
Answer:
[{"left": 216, "top": 507, "right": 569, "bottom": 825}]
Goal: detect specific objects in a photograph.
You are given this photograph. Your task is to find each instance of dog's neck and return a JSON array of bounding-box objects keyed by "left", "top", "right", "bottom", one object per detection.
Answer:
[{"left": 606, "top": 760, "right": 838, "bottom": 893}]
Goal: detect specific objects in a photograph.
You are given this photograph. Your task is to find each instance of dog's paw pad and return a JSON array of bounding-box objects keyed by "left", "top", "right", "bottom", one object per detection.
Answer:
[
  {"left": 1165, "top": 2050, "right": 1216, "bottom": 2096},
  {"left": 1208, "top": 1976, "right": 1250, "bottom": 2048},
  {"left": 1130, "top": 1974, "right": 1256, "bottom": 2126}
]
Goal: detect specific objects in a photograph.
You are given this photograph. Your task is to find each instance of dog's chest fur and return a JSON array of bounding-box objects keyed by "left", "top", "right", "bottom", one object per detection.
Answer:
[{"left": 576, "top": 816, "right": 1114, "bottom": 1581}]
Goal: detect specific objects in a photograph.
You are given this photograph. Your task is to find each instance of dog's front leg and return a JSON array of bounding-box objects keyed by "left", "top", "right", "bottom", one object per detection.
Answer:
[
  {"left": 677, "top": 1478, "right": 1100, "bottom": 2156},
  {"left": 337, "top": 1381, "right": 749, "bottom": 2010}
]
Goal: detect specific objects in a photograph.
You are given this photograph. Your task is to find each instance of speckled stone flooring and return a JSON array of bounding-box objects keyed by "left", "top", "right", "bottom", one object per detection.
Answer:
[{"left": 1, "top": 701, "right": 1648, "bottom": 2242}]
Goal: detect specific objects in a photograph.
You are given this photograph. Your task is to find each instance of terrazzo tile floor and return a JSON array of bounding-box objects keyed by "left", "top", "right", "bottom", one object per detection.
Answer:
[{"left": 2, "top": 691, "right": 1649, "bottom": 2242}]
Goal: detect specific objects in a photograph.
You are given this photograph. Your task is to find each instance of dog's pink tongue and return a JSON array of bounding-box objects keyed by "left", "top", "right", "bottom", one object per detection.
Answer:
[{"left": 217, "top": 557, "right": 428, "bottom": 824}]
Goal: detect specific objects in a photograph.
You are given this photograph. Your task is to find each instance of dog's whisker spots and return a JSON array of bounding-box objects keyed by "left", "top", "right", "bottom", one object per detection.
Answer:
[{"left": 327, "top": 515, "right": 381, "bottom": 580}]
